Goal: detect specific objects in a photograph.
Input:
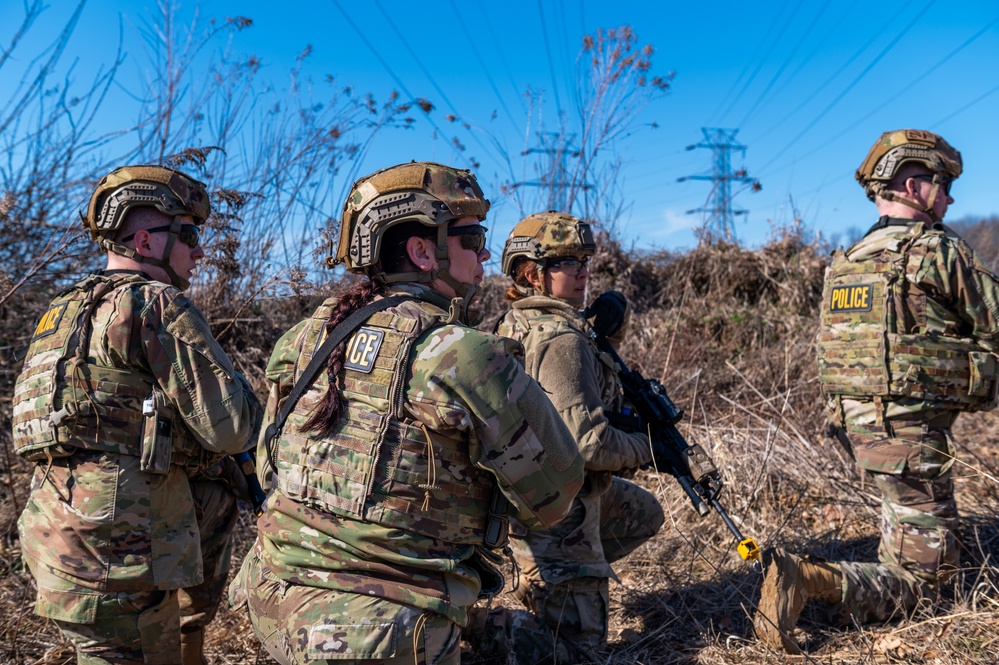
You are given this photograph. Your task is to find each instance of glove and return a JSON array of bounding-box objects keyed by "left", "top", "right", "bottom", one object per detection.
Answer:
[{"left": 584, "top": 290, "right": 629, "bottom": 340}]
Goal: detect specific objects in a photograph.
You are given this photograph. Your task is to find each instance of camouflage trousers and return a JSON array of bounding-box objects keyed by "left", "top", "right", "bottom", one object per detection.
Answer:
[
  {"left": 504, "top": 476, "right": 664, "bottom": 658},
  {"left": 52, "top": 476, "right": 239, "bottom": 664},
  {"left": 467, "top": 604, "right": 576, "bottom": 665},
  {"left": 231, "top": 551, "right": 461, "bottom": 665},
  {"left": 837, "top": 424, "right": 959, "bottom": 624}
]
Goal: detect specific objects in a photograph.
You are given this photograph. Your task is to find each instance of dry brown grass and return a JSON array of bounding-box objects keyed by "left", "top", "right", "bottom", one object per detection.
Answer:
[{"left": 2, "top": 231, "right": 999, "bottom": 664}]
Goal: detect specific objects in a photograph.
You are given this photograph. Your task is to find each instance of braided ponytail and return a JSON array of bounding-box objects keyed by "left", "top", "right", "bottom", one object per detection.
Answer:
[{"left": 300, "top": 279, "right": 388, "bottom": 436}]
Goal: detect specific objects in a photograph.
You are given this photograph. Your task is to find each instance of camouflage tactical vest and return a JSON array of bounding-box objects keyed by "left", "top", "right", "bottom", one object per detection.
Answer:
[
  {"left": 272, "top": 298, "right": 499, "bottom": 544},
  {"left": 13, "top": 273, "right": 202, "bottom": 462},
  {"left": 817, "top": 221, "right": 999, "bottom": 409}
]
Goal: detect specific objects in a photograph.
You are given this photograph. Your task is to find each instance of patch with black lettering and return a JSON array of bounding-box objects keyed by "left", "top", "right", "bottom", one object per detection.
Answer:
[
  {"left": 31, "top": 302, "right": 68, "bottom": 341},
  {"left": 344, "top": 327, "right": 385, "bottom": 374},
  {"left": 829, "top": 284, "right": 874, "bottom": 312}
]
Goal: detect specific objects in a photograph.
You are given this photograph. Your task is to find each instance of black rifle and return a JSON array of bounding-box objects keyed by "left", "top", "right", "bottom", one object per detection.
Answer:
[{"left": 592, "top": 333, "right": 761, "bottom": 567}]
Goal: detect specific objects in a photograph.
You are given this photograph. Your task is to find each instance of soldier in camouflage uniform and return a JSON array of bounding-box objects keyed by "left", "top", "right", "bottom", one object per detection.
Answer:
[
  {"left": 493, "top": 212, "right": 665, "bottom": 660},
  {"left": 228, "top": 163, "right": 585, "bottom": 665},
  {"left": 755, "top": 130, "right": 999, "bottom": 653},
  {"left": 13, "top": 165, "right": 263, "bottom": 664}
]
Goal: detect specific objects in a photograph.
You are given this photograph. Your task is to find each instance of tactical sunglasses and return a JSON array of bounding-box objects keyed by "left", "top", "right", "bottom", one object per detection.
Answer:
[
  {"left": 912, "top": 173, "right": 953, "bottom": 196},
  {"left": 546, "top": 256, "right": 590, "bottom": 275},
  {"left": 120, "top": 224, "right": 201, "bottom": 248},
  {"left": 447, "top": 224, "right": 488, "bottom": 253}
]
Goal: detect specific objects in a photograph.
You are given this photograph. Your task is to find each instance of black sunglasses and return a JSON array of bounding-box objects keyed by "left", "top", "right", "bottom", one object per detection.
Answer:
[
  {"left": 447, "top": 224, "right": 488, "bottom": 253},
  {"left": 120, "top": 224, "right": 201, "bottom": 248},
  {"left": 911, "top": 173, "right": 953, "bottom": 196}
]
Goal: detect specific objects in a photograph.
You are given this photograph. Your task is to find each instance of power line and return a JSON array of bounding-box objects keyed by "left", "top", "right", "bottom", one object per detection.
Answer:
[
  {"left": 761, "top": 15, "right": 999, "bottom": 176},
  {"left": 706, "top": 6, "right": 785, "bottom": 126},
  {"left": 536, "top": 0, "right": 564, "bottom": 118},
  {"left": 752, "top": 8, "right": 898, "bottom": 145},
  {"left": 561, "top": 0, "right": 583, "bottom": 115},
  {"left": 933, "top": 81, "right": 999, "bottom": 128},
  {"left": 371, "top": 0, "right": 500, "bottom": 163},
  {"left": 513, "top": 131, "right": 591, "bottom": 212},
  {"left": 717, "top": 0, "right": 805, "bottom": 125},
  {"left": 756, "top": 0, "right": 936, "bottom": 176},
  {"left": 475, "top": 2, "right": 529, "bottom": 117},
  {"left": 330, "top": 0, "right": 467, "bottom": 162},
  {"left": 736, "top": 0, "right": 830, "bottom": 128},
  {"left": 759, "top": 0, "right": 860, "bottom": 113},
  {"left": 449, "top": 0, "right": 523, "bottom": 134}
]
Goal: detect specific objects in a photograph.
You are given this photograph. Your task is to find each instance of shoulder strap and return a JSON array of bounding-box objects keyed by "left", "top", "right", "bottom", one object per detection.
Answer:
[{"left": 264, "top": 295, "right": 410, "bottom": 454}]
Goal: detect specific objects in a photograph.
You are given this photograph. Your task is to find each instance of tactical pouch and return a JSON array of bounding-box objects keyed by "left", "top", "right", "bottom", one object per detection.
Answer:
[
  {"left": 968, "top": 351, "right": 999, "bottom": 399},
  {"left": 140, "top": 391, "right": 173, "bottom": 474},
  {"left": 483, "top": 490, "right": 510, "bottom": 549}
]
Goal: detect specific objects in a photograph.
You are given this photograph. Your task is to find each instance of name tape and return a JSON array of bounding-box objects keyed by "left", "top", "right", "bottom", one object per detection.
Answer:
[{"left": 829, "top": 284, "right": 874, "bottom": 312}]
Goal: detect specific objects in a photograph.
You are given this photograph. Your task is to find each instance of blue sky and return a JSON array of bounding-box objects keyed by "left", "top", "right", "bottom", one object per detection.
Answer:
[{"left": 6, "top": 0, "right": 999, "bottom": 264}]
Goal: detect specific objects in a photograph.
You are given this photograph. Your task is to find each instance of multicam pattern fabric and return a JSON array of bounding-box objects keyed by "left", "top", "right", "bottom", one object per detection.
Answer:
[
  {"left": 500, "top": 211, "right": 596, "bottom": 276},
  {"left": 836, "top": 424, "right": 959, "bottom": 624},
  {"left": 469, "top": 604, "right": 576, "bottom": 665},
  {"left": 817, "top": 220, "right": 999, "bottom": 409},
  {"left": 235, "top": 283, "right": 583, "bottom": 656},
  {"left": 818, "top": 219, "right": 999, "bottom": 623},
  {"left": 337, "top": 162, "right": 489, "bottom": 273},
  {"left": 496, "top": 295, "right": 664, "bottom": 653},
  {"left": 84, "top": 165, "right": 211, "bottom": 241},
  {"left": 50, "top": 476, "right": 239, "bottom": 665},
  {"left": 855, "top": 129, "right": 962, "bottom": 201},
  {"left": 265, "top": 293, "right": 518, "bottom": 544},
  {"left": 14, "top": 270, "right": 262, "bottom": 654},
  {"left": 235, "top": 550, "right": 462, "bottom": 665}
]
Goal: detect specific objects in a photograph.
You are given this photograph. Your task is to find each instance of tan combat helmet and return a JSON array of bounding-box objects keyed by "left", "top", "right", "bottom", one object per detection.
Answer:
[
  {"left": 82, "top": 165, "right": 211, "bottom": 290},
  {"left": 855, "top": 129, "right": 962, "bottom": 222},
  {"left": 501, "top": 211, "right": 596, "bottom": 297},
  {"left": 335, "top": 161, "right": 490, "bottom": 320}
]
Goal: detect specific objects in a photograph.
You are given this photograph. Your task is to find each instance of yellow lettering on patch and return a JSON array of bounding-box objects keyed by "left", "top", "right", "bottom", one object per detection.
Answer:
[
  {"left": 344, "top": 327, "right": 385, "bottom": 374},
  {"left": 31, "top": 302, "right": 68, "bottom": 341},
  {"left": 829, "top": 284, "right": 874, "bottom": 313}
]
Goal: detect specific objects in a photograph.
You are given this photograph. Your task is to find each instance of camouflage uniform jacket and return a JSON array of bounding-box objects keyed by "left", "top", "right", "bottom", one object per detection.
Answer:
[
  {"left": 497, "top": 295, "right": 653, "bottom": 582},
  {"left": 15, "top": 270, "right": 262, "bottom": 622},
  {"left": 250, "top": 284, "right": 583, "bottom": 625},
  {"left": 497, "top": 295, "right": 651, "bottom": 486},
  {"left": 819, "top": 218, "right": 999, "bottom": 430}
]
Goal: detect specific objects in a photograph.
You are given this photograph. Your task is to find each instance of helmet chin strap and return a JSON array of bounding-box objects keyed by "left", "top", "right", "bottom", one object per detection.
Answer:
[
  {"left": 102, "top": 217, "right": 190, "bottom": 290},
  {"left": 881, "top": 182, "right": 943, "bottom": 224},
  {"left": 534, "top": 263, "right": 552, "bottom": 298},
  {"left": 430, "top": 226, "right": 481, "bottom": 325},
  {"left": 374, "top": 225, "right": 483, "bottom": 324}
]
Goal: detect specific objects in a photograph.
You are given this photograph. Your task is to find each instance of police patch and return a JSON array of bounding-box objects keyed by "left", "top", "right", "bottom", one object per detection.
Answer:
[
  {"left": 344, "top": 327, "right": 384, "bottom": 373},
  {"left": 31, "top": 302, "right": 68, "bottom": 341},
  {"left": 829, "top": 284, "right": 874, "bottom": 312}
]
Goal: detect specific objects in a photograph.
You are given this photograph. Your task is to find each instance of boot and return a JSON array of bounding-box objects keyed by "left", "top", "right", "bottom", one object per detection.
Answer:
[
  {"left": 754, "top": 548, "right": 843, "bottom": 654},
  {"left": 180, "top": 627, "right": 208, "bottom": 665},
  {"left": 461, "top": 606, "right": 489, "bottom": 648}
]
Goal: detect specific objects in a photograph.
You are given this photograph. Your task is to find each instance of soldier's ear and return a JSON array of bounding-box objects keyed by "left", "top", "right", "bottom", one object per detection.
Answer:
[
  {"left": 525, "top": 266, "right": 544, "bottom": 290},
  {"left": 132, "top": 230, "right": 155, "bottom": 258},
  {"left": 405, "top": 236, "right": 437, "bottom": 271}
]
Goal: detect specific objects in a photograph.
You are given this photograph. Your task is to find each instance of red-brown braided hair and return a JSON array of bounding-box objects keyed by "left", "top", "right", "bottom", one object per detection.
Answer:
[{"left": 300, "top": 279, "right": 388, "bottom": 436}]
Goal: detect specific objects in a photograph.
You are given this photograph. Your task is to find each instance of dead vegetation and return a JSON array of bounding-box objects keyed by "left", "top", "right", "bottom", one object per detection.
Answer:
[{"left": 3, "top": 227, "right": 999, "bottom": 664}]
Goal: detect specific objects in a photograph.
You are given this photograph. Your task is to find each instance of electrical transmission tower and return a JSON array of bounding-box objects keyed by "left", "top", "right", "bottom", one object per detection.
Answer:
[
  {"left": 678, "top": 128, "right": 760, "bottom": 242},
  {"left": 513, "top": 132, "right": 590, "bottom": 213}
]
